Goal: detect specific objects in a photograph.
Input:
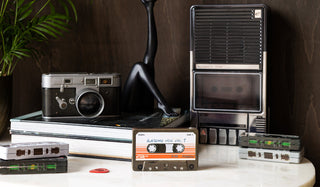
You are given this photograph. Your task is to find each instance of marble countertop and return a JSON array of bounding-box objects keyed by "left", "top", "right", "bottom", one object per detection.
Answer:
[{"left": 0, "top": 137, "right": 315, "bottom": 187}]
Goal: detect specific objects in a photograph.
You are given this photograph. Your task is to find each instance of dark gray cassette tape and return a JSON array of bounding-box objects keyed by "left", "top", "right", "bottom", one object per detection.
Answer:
[
  {"left": 239, "top": 133, "right": 301, "bottom": 151},
  {"left": 0, "top": 156, "right": 68, "bottom": 174},
  {"left": 132, "top": 128, "right": 198, "bottom": 171},
  {"left": 0, "top": 142, "right": 69, "bottom": 160}
]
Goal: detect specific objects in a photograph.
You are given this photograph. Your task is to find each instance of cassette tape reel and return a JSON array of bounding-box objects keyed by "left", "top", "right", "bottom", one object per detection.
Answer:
[
  {"left": 147, "top": 144, "right": 185, "bottom": 153},
  {"left": 132, "top": 128, "right": 198, "bottom": 171}
]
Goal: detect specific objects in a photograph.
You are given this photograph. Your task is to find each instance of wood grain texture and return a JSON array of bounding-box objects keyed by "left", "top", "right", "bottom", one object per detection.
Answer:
[
  {"left": 11, "top": 0, "right": 320, "bottom": 185},
  {"left": 0, "top": 76, "right": 12, "bottom": 136}
]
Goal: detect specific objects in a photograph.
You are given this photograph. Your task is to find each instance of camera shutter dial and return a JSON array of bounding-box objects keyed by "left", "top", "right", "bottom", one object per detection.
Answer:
[
  {"left": 76, "top": 89, "right": 105, "bottom": 118},
  {"left": 55, "top": 97, "right": 68, "bottom": 110}
]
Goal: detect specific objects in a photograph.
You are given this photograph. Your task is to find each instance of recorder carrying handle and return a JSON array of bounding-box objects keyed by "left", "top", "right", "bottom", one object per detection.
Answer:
[{"left": 122, "top": 0, "right": 178, "bottom": 117}]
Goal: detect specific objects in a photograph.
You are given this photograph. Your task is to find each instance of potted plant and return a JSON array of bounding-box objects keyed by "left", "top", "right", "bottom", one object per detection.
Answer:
[{"left": 0, "top": 0, "right": 77, "bottom": 136}]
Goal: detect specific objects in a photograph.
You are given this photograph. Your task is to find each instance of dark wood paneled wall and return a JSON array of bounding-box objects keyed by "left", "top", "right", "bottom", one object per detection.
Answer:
[{"left": 12, "top": 0, "right": 320, "bottom": 185}]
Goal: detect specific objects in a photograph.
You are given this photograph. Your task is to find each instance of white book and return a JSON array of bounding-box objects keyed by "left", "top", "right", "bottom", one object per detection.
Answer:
[
  {"left": 10, "top": 110, "right": 188, "bottom": 160},
  {"left": 10, "top": 111, "right": 165, "bottom": 143},
  {"left": 11, "top": 134, "right": 132, "bottom": 160}
]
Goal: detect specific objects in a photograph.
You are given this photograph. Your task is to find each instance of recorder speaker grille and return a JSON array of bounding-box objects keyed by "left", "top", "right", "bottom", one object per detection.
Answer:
[{"left": 193, "top": 7, "right": 263, "bottom": 64}]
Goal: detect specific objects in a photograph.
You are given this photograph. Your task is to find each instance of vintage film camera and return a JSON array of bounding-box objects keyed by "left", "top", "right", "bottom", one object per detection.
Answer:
[
  {"left": 42, "top": 73, "right": 120, "bottom": 119},
  {"left": 190, "top": 4, "right": 270, "bottom": 145}
]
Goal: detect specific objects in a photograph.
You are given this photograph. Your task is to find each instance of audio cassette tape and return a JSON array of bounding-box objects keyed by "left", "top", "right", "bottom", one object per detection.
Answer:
[
  {"left": 132, "top": 128, "right": 198, "bottom": 171},
  {"left": 239, "top": 147, "right": 304, "bottom": 164},
  {"left": 0, "top": 142, "right": 69, "bottom": 160},
  {"left": 0, "top": 156, "right": 68, "bottom": 174},
  {"left": 239, "top": 133, "right": 301, "bottom": 151}
]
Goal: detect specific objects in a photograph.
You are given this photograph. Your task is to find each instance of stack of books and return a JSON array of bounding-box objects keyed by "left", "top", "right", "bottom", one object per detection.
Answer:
[{"left": 10, "top": 110, "right": 188, "bottom": 161}]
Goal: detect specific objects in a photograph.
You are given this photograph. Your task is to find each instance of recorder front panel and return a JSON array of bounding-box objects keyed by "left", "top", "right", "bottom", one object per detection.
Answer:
[{"left": 190, "top": 4, "right": 269, "bottom": 145}]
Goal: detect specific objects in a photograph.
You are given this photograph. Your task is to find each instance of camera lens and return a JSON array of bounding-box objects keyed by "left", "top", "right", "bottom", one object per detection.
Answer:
[{"left": 76, "top": 90, "right": 104, "bottom": 118}]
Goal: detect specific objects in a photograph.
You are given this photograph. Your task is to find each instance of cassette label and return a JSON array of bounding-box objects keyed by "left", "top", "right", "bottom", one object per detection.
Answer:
[
  {"left": 135, "top": 132, "right": 196, "bottom": 160},
  {"left": 132, "top": 128, "right": 198, "bottom": 171}
]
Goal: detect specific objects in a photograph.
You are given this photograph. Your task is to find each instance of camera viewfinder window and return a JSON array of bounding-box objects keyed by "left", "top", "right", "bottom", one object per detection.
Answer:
[
  {"left": 100, "top": 78, "right": 112, "bottom": 85},
  {"left": 194, "top": 73, "right": 261, "bottom": 112},
  {"left": 85, "top": 78, "right": 97, "bottom": 85},
  {"left": 64, "top": 79, "right": 72, "bottom": 84}
]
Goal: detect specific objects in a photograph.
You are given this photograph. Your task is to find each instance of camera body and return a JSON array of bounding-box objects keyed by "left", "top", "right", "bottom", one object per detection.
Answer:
[{"left": 42, "top": 73, "right": 121, "bottom": 119}]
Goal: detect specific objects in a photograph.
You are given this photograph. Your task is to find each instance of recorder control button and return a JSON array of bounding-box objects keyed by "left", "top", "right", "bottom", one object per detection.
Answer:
[
  {"left": 228, "top": 130, "right": 237, "bottom": 145},
  {"left": 208, "top": 128, "right": 217, "bottom": 144},
  {"left": 199, "top": 128, "right": 208, "bottom": 144},
  {"left": 219, "top": 129, "right": 227, "bottom": 145}
]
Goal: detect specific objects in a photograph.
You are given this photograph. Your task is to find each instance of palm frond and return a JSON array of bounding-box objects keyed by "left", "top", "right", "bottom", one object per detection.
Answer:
[{"left": 0, "top": 0, "right": 77, "bottom": 76}]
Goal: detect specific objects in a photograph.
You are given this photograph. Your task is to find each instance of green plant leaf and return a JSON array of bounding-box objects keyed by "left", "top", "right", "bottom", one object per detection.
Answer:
[
  {"left": 1, "top": 0, "right": 78, "bottom": 76},
  {"left": 66, "top": 0, "right": 77, "bottom": 21},
  {"left": 46, "top": 21, "right": 69, "bottom": 32},
  {"left": 17, "top": 1, "right": 35, "bottom": 21},
  {"left": 29, "top": 28, "right": 48, "bottom": 40},
  {"left": 34, "top": 25, "right": 58, "bottom": 38},
  {"left": 39, "top": 23, "right": 63, "bottom": 36},
  {"left": 16, "top": 0, "right": 25, "bottom": 8},
  {"left": 18, "top": 9, "right": 32, "bottom": 21}
]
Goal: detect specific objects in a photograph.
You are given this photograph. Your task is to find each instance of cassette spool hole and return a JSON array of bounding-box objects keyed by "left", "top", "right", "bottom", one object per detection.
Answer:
[
  {"left": 281, "top": 154, "right": 289, "bottom": 160},
  {"left": 51, "top": 147, "right": 60, "bottom": 154},
  {"left": 16, "top": 150, "right": 25, "bottom": 156},
  {"left": 248, "top": 151, "right": 256, "bottom": 157},
  {"left": 33, "top": 148, "right": 43, "bottom": 155},
  {"left": 147, "top": 144, "right": 158, "bottom": 153},
  {"left": 147, "top": 144, "right": 185, "bottom": 153},
  {"left": 173, "top": 144, "right": 185, "bottom": 153},
  {"left": 264, "top": 152, "right": 273, "bottom": 159}
]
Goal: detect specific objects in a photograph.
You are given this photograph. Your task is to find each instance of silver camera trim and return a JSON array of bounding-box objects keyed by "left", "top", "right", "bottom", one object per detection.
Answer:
[{"left": 42, "top": 73, "right": 121, "bottom": 89}]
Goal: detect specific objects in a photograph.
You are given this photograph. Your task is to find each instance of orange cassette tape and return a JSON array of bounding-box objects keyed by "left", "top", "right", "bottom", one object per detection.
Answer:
[{"left": 132, "top": 128, "right": 198, "bottom": 171}]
